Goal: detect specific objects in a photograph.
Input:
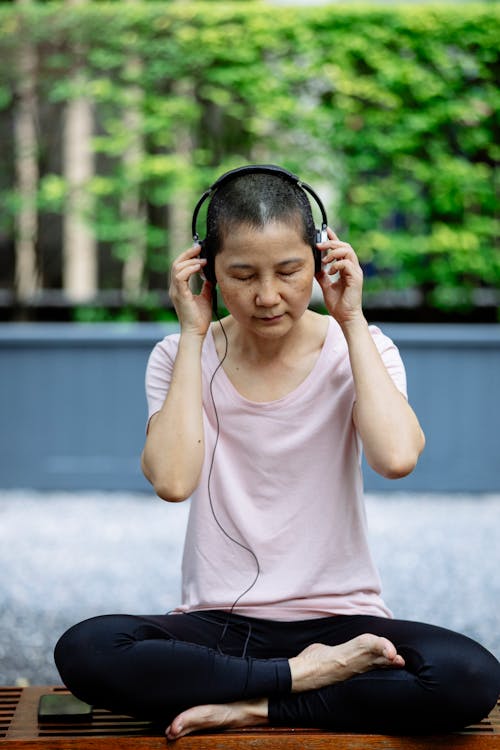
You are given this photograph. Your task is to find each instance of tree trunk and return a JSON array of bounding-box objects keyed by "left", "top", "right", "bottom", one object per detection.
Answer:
[
  {"left": 13, "top": 0, "right": 39, "bottom": 305},
  {"left": 121, "top": 46, "right": 146, "bottom": 301},
  {"left": 168, "top": 1, "right": 192, "bottom": 264},
  {"left": 62, "top": 0, "right": 97, "bottom": 303},
  {"left": 168, "top": 80, "right": 194, "bottom": 268}
]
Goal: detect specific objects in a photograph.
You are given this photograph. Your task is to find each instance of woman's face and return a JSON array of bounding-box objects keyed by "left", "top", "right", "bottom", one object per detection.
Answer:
[{"left": 214, "top": 220, "right": 315, "bottom": 338}]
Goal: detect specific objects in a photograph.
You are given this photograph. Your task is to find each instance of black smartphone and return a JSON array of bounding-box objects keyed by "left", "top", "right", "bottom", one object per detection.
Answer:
[{"left": 38, "top": 693, "right": 93, "bottom": 723}]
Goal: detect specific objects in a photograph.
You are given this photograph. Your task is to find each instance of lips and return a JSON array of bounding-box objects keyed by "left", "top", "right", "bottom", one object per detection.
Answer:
[{"left": 258, "top": 314, "right": 283, "bottom": 322}]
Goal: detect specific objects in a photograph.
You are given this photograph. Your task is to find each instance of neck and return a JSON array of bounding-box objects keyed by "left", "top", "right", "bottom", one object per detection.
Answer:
[{"left": 222, "top": 312, "right": 314, "bottom": 365}]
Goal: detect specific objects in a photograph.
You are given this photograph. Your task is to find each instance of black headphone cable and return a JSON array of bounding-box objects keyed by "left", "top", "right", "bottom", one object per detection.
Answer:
[{"left": 207, "top": 311, "right": 261, "bottom": 655}]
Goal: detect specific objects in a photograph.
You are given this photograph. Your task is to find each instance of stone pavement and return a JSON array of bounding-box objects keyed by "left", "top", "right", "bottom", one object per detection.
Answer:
[{"left": 0, "top": 490, "right": 499, "bottom": 685}]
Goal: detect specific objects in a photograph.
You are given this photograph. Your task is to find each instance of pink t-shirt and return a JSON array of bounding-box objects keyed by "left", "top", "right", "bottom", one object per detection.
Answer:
[{"left": 145, "top": 317, "right": 407, "bottom": 621}]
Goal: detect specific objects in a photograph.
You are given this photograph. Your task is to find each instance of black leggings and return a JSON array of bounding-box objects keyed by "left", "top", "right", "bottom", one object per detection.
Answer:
[{"left": 54, "top": 610, "right": 500, "bottom": 733}]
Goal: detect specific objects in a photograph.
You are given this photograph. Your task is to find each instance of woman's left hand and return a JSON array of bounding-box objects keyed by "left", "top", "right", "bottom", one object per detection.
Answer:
[{"left": 315, "top": 227, "right": 364, "bottom": 326}]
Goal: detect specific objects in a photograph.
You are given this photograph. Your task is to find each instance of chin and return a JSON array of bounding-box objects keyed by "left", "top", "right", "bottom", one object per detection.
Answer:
[{"left": 253, "top": 316, "right": 295, "bottom": 336}]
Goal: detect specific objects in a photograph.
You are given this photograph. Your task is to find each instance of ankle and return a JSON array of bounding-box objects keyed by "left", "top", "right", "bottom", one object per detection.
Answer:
[
  {"left": 289, "top": 654, "right": 316, "bottom": 693},
  {"left": 244, "top": 698, "right": 269, "bottom": 723}
]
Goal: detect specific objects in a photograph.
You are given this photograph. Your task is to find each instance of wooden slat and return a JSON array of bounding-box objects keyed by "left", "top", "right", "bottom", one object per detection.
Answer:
[
  {"left": 4, "top": 688, "right": 47, "bottom": 740},
  {"left": 3, "top": 732, "right": 500, "bottom": 750},
  {"left": 0, "top": 689, "right": 22, "bottom": 740},
  {"left": 0, "top": 687, "right": 499, "bottom": 749}
]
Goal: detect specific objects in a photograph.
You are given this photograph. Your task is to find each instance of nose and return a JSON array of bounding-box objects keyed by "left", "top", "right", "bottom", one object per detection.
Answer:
[{"left": 255, "top": 277, "right": 281, "bottom": 307}]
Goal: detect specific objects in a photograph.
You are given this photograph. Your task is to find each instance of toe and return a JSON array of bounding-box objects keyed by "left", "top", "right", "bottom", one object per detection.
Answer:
[
  {"left": 165, "top": 714, "right": 186, "bottom": 740},
  {"left": 379, "top": 638, "right": 405, "bottom": 668}
]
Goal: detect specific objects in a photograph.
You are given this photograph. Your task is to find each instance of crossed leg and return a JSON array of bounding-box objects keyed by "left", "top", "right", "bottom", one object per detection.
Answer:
[
  {"left": 54, "top": 612, "right": 500, "bottom": 740},
  {"left": 166, "top": 633, "right": 405, "bottom": 739}
]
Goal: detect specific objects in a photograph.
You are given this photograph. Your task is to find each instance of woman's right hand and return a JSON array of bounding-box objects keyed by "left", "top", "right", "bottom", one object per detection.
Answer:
[{"left": 168, "top": 244, "right": 213, "bottom": 337}]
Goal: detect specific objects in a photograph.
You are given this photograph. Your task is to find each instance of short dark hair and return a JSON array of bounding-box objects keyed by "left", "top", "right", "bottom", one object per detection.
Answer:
[{"left": 204, "top": 172, "right": 316, "bottom": 257}]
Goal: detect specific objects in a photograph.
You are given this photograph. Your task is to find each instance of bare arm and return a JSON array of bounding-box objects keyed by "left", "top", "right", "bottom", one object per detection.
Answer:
[
  {"left": 141, "top": 245, "right": 213, "bottom": 501},
  {"left": 142, "top": 333, "right": 206, "bottom": 501},
  {"left": 316, "top": 228, "right": 425, "bottom": 479},
  {"left": 343, "top": 316, "right": 425, "bottom": 478}
]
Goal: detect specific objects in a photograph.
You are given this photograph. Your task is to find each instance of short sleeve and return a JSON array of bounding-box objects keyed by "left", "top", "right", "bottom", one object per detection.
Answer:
[
  {"left": 144, "top": 334, "right": 180, "bottom": 428},
  {"left": 369, "top": 325, "right": 408, "bottom": 399}
]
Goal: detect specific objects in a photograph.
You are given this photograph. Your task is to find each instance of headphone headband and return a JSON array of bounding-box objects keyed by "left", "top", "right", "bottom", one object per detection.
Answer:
[{"left": 192, "top": 164, "right": 328, "bottom": 242}]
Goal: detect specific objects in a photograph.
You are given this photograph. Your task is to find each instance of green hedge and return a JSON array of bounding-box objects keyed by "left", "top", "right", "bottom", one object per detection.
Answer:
[{"left": 0, "top": 2, "right": 498, "bottom": 318}]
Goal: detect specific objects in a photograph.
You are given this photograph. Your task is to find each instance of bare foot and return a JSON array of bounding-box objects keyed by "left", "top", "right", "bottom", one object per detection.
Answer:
[
  {"left": 165, "top": 697, "right": 268, "bottom": 741},
  {"left": 289, "top": 633, "right": 405, "bottom": 693},
  {"left": 165, "top": 634, "right": 404, "bottom": 740}
]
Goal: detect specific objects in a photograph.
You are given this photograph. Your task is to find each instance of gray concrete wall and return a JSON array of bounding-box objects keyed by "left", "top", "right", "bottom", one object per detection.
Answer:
[{"left": 1, "top": 323, "right": 499, "bottom": 492}]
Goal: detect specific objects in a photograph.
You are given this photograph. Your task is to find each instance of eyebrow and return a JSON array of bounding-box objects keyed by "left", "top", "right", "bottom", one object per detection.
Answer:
[{"left": 227, "top": 258, "right": 305, "bottom": 270}]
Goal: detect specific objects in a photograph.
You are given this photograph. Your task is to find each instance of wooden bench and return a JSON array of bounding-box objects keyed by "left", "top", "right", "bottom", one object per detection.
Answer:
[{"left": 1, "top": 686, "right": 499, "bottom": 748}]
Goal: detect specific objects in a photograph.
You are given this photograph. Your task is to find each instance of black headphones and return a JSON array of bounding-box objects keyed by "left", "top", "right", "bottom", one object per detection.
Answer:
[{"left": 191, "top": 164, "right": 329, "bottom": 285}]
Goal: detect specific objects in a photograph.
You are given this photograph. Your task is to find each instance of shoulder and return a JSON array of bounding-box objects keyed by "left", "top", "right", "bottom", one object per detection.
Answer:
[
  {"left": 368, "top": 324, "right": 402, "bottom": 360},
  {"left": 301, "top": 310, "right": 330, "bottom": 352},
  {"left": 147, "top": 332, "right": 181, "bottom": 371},
  {"left": 367, "top": 324, "right": 407, "bottom": 396},
  {"left": 147, "top": 329, "right": 216, "bottom": 377},
  {"left": 144, "top": 334, "right": 181, "bottom": 421},
  {"left": 325, "top": 317, "right": 400, "bottom": 357},
  {"left": 321, "top": 317, "right": 406, "bottom": 384},
  {"left": 210, "top": 316, "right": 232, "bottom": 357}
]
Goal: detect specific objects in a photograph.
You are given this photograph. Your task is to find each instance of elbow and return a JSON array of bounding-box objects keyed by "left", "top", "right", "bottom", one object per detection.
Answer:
[
  {"left": 379, "top": 456, "right": 418, "bottom": 480},
  {"left": 151, "top": 474, "right": 199, "bottom": 503},
  {"left": 150, "top": 474, "right": 195, "bottom": 503},
  {"left": 141, "top": 451, "right": 194, "bottom": 503},
  {"left": 148, "top": 474, "right": 194, "bottom": 502},
  {"left": 373, "top": 429, "right": 426, "bottom": 480},
  {"left": 153, "top": 483, "right": 191, "bottom": 503}
]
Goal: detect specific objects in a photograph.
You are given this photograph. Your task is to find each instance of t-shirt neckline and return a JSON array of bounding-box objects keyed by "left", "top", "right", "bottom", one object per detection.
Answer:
[{"left": 207, "top": 317, "right": 335, "bottom": 407}]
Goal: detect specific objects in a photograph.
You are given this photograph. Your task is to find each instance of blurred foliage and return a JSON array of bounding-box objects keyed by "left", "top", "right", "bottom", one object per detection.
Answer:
[{"left": 0, "top": 2, "right": 498, "bottom": 317}]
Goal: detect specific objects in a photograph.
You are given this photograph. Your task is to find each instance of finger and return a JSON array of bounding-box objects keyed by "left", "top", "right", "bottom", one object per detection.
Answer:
[
  {"left": 317, "top": 237, "right": 344, "bottom": 250},
  {"left": 172, "top": 258, "right": 207, "bottom": 282},
  {"left": 326, "top": 264, "right": 363, "bottom": 294},
  {"left": 317, "top": 241, "right": 352, "bottom": 262},
  {"left": 315, "top": 267, "right": 340, "bottom": 289},
  {"left": 327, "top": 258, "right": 362, "bottom": 279},
  {"left": 174, "top": 256, "right": 207, "bottom": 271},
  {"left": 199, "top": 278, "right": 213, "bottom": 301},
  {"left": 174, "top": 243, "right": 204, "bottom": 265},
  {"left": 321, "top": 242, "right": 354, "bottom": 257},
  {"left": 317, "top": 226, "right": 341, "bottom": 247},
  {"left": 322, "top": 247, "right": 360, "bottom": 271}
]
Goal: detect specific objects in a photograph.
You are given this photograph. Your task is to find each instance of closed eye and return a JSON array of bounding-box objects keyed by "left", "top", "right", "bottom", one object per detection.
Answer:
[
  {"left": 233, "top": 274, "right": 255, "bottom": 281},
  {"left": 234, "top": 271, "right": 296, "bottom": 281}
]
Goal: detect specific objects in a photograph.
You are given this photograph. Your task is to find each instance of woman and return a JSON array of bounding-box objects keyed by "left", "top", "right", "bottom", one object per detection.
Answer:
[{"left": 55, "top": 167, "right": 500, "bottom": 740}]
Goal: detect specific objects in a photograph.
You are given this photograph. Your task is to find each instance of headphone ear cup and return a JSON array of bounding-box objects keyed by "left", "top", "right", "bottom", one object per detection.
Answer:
[
  {"left": 313, "top": 248, "right": 322, "bottom": 274},
  {"left": 313, "top": 228, "right": 325, "bottom": 273},
  {"left": 199, "top": 239, "right": 217, "bottom": 285}
]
